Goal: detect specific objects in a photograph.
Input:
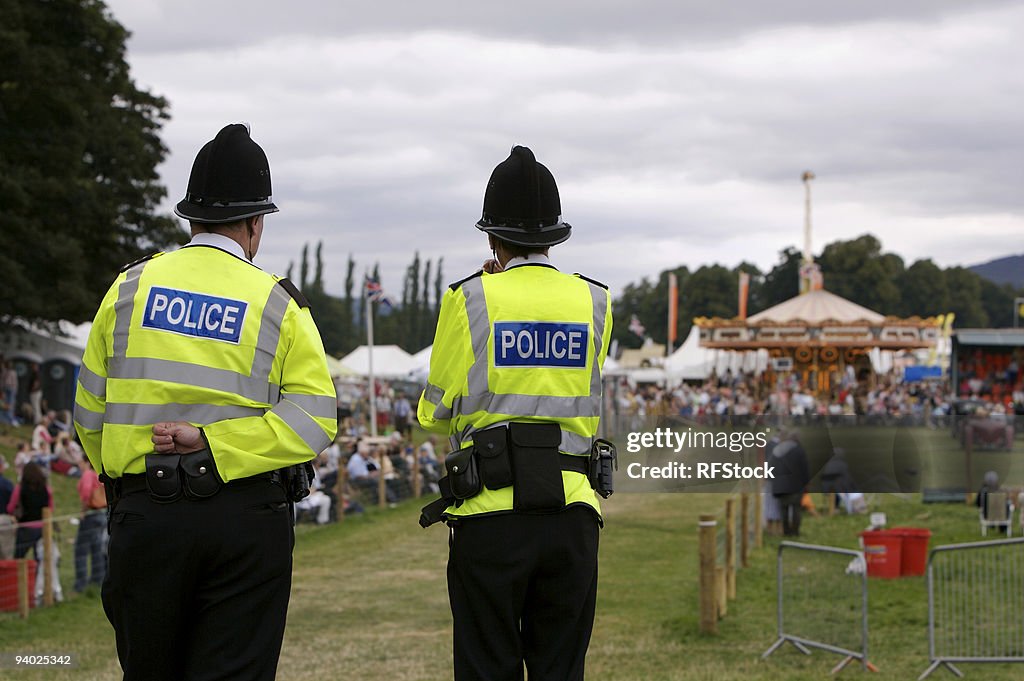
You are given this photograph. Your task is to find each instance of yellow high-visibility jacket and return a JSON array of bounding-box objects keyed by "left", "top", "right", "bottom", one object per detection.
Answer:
[
  {"left": 417, "top": 263, "right": 612, "bottom": 518},
  {"left": 74, "top": 244, "right": 337, "bottom": 481}
]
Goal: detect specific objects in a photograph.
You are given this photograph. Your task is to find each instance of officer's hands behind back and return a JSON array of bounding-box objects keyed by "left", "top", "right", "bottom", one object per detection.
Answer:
[{"left": 152, "top": 422, "right": 206, "bottom": 454}]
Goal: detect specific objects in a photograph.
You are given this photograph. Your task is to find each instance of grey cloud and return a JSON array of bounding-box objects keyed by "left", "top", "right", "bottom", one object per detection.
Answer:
[
  {"left": 109, "top": 1, "right": 1024, "bottom": 297},
  {"left": 108, "top": 0, "right": 1014, "bottom": 52}
]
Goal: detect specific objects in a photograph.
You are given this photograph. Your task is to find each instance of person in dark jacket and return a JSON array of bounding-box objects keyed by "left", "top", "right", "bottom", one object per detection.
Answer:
[
  {"left": 768, "top": 430, "right": 811, "bottom": 536},
  {"left": 6, "top": 462, "right": 54, "bottom": 558}
]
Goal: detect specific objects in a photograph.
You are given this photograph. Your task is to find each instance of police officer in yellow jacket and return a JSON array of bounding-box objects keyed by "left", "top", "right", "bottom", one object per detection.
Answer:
[
  {"left": 418, "top": 146, "right": 613, "bottom": 681},
  {"left": 73, "top": 123, "right": 337, "bottom": 681}
]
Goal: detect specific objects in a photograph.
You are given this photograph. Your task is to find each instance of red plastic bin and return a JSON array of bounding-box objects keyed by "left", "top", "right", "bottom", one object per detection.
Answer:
[
  {"left": 859, "top": 530, "right": 903, "bottom": 579},
  {"left": 0, "top": 559, "right": 37, "bottom": 612},
  {"left": 893, "top": 527, "right": 932, "bottom": 577}
]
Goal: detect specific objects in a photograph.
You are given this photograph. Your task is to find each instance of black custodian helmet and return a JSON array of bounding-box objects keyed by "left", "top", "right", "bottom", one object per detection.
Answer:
[
  {"left": 475, "top": 145, "right": 571, "bottom": 247},
  {"left": 174, "top": 123, "right": 279, "bottom": 224}
]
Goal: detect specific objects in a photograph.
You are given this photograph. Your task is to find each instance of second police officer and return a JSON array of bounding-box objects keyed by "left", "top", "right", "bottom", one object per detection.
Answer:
[
  {"left": 419, "top": 146, "right": 614, "bottom": 681},
  {"left": 74, "top": 123, "right": 337, "bottom": 681}
]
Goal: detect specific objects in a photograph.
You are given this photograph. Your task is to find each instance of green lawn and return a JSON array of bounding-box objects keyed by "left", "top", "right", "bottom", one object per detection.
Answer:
[{"left": 2, "top": 424, "right": 1023, "bottom": 680}]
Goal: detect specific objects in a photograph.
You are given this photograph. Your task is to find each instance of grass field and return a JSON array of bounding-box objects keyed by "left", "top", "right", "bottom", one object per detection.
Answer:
[{"left": 2, "top": 423, "right": 1023, "bottom": 680}]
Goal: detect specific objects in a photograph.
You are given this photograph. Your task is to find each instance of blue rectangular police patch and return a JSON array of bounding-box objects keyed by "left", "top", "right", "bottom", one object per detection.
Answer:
[
  {"left": 142, "top": 286, "right": 248, "bottom": 344},
  {"left": 494, "top": 321, "right": 589, "bottom": 368}
]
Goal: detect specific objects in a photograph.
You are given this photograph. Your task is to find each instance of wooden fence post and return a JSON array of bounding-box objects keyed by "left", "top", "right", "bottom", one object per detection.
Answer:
[
  {"left": 17, "top": 559, "right": 29, "bottom": 619},
  {"left": 754, "top": 479, "right": 764, "bottom": 549},
  {"left": 699, "top": 514, "right": 718, "bottom": 634},
  {"left": 377, "top": 449, "right": 387, "bottom": 509},
  {"left": 740, "top": 493, "right": 750, "bottom": 569},
  {"left": 725, "top": 497, "right": 737, "bottom": 601},
  {"left": 42, "top": 507, "right": 53, "bottom": 607},
  {"left": 413, "top": 452, "right": 421, "bottom": 499},
  {"left": 335, "top": 457, "right": 348, "bottom": 523}
]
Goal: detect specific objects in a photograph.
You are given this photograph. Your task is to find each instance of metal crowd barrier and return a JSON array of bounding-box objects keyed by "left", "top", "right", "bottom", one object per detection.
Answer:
[
  {"left": 919, "top": 537, "right": 1024, "bottom": 679},
  {"left": 762, "top": 541, "right": 875, "bottom": 674}
]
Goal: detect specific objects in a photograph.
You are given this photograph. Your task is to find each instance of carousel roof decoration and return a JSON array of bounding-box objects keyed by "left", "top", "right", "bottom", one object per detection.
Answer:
[{"left": 695, "top": 289, "right": 940, "bottom": 350}]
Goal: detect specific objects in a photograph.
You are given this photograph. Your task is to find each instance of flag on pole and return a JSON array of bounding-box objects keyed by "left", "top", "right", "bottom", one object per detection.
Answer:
[
  {"left": 364, "top": 275, "right": 394, "bottom": 308},
  {"left": 629, "top": 314, "right": 646, "bottom": 338},
  {"left": 738, "top": 271, "right": 750, "bottom": 320},
  {"left": 667, "top": 273, "right": 678, "bottom": 352}
]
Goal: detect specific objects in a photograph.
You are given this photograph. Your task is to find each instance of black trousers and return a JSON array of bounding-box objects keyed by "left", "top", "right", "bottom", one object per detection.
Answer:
[
  {"left": 447, "top": 505, "right": 600, "bottom": 681},
  {"left": 776, "top": 492, "right": 804, "bottom": 537},
  {"left": 102, "top": 478, "right": 294, "bottom": 681}
]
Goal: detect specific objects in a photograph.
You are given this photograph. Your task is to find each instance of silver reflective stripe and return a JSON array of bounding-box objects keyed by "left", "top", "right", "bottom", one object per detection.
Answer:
[
  {"left": 462, "top": 277, "right": 490, "bottom": 396},
  {"left": 113, "top": 265, "right": 146, "bottom": 357},
  {"left": 108, "top": 357, "right": 275, "bottom": 404},
  {"left": 587, "top": 282, "right": 609, "bottom": 399},
  {"left": 273, "top": 399, "right": 331, "bottom": 453},
  {"left": 74, "top": 403, "right": 105, "bottom": 431},
  {"left": 424, "top": 383, "right": 453, "bottom": 419},
  {"left": 281, "top": 393, "right": 337, "bottom": 420},
  {"left": 433, "top": 401, "right": 453, "bottom": 419},
  {"left": 458, "top": 392, "right": 600, "bottom": 419},
  {"left": 560, "top": 430, "right": 594, "bottom": 455},
  {"left": 103, "top": 402, "right": 265, "bottom": 426},
  {"left": 77, "top": 365, "right": 107, "bottom": 398},
  {"left": 251, "top": 285, "right": 291, "bottom": 384},
  {"left": 423, "top": 383, "right": 445, "bottom": 405}
]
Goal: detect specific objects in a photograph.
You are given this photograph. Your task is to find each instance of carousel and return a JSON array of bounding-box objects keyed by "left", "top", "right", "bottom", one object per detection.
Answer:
[
  {"left": 694, "top": 288, "right": 940, "bottom": 395},
  {"left": 693, "top": 171, "right": 941, "bottom": 396}
]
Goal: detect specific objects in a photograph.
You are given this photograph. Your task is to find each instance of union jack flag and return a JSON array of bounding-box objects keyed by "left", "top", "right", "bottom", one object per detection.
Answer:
[
  {"left": 628, "top": 314, "right": 646, "bottom": 338},
  {"left": 365, "top": 275, "right": 394, "bottom": 307}
]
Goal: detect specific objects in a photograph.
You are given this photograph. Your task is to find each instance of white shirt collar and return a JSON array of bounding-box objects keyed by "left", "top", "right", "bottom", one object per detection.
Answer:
[
  {"left": 503, "top": 253, "right": 554, "bottom": 270},
  {"left": 185, "top": 232, "right": 249, "bottom": 261}
]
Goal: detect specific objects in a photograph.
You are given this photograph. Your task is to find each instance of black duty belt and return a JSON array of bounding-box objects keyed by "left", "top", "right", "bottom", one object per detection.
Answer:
[{"left": 114, "top": 470, "right": 280, "bottom": 497}]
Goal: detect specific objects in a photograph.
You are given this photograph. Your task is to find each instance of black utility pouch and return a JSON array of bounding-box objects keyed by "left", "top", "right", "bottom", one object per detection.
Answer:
[
  {"left": 589, "top": 439, "right": 617, "bottom": 499},
  {"left": 509, "top": 422, "right": 565, "bottom": 513},
  {"left": 285, "top": 463, "right": 314, "bottom": 502},
  {"left": 180, "top": 449, "right": 222, "bottom": 499},
  {"left": 145, "top": 454, "right": 182, "bottom": 503},
  {"left": 445, "top": 446, "right": 481, "bottom": 500},
  {"left": 474, "top": 426, "right": 513, "bottom": 490}
]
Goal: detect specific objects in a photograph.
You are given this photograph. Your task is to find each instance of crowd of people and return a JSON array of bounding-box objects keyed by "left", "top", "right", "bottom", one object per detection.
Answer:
[
  {"left": 0, "top": 410, "right": 107, "bottom": 605},
  {"left": 3, "top": 356, "right": 1020, "bottom": 608},
  {"left": 608, "top": 366, "right": 1023, "bottom": 433}
]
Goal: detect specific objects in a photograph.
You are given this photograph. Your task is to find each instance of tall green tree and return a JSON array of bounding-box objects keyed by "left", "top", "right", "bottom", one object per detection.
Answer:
[
  {"left": 944, "top": 267, "right": 988, "bottom": 327},
  {"left": 342, "top": 254, "right": 356, "bottom": 352},
  {"left": 0, "top": 0, "right": 186, "bottom": 324},
  {"left": 758, "top": 247, "right": 802, "bottom": 311},
  {"left": 421, "top": 258, "right": 433, "bottom": 348},
  {"left": 896, "top": 259, "right": 950, "bottom": 318},
  {"left": 817, "top": 234, "right": 903, "bottom": 313}
]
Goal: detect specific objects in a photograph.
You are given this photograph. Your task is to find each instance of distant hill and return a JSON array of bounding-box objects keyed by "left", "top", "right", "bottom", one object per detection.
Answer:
[{"left": 969, "top": 254, "right": 1024, "bottom": 288}]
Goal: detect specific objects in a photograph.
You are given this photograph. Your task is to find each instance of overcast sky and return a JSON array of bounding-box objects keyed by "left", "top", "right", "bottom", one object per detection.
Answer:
[{"left": 104, "top": 0, "right": 1024, "bottom": 299}]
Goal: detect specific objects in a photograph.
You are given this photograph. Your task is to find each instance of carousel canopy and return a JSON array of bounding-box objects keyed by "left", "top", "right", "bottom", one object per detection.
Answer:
[
  {"left": 695, "top": 289, "right": 939, "bottom": 350},
  {"left": 748, "top": 289, "right": 885, "bottom": 325}
]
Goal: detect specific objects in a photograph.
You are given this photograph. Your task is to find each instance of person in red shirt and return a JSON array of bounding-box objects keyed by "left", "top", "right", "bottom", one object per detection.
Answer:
[
  {"left": 74, "top": 458, "right": 107, "bottom": 592},
  {"left": 6, "top": 461, "right": 53, "bottom": 559}
]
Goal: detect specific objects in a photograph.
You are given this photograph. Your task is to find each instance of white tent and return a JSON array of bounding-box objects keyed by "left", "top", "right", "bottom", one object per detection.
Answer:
[
  {"left": 665, "top": 326, "right": 768, "bottom": 381},
  {"left": 324, "top": 355, "right": 356, "bottom": 379},
  {"left": 407, "top": 345, "right": 433, "bottom": 383},
  {"left": 411, "top": 345, "right": 432, "bottom": 370},
  {"left": 339, "top": 345, "right": 417, "bottom": 379}
]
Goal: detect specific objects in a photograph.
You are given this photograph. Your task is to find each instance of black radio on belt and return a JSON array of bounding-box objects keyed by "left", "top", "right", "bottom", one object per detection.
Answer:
[
  {"left": 589, "top": 438, "right": 617, "bottom": 499},
  {"left": 281, "top": 462, "right": 315, "bottom": 502}
]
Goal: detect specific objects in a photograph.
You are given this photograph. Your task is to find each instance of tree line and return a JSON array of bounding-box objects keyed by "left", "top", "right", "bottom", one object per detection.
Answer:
[
  {"left": 611, "top": 234, "right": 1024, "bottom": 351},
  {"left": 287, "top": 243, "right": 444, "bottom": 357}
]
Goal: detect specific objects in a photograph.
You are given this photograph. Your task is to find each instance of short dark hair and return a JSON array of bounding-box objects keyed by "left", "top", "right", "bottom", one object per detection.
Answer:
[{"left": 493, "top": 236, "right": 548, "bottom": 259}]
